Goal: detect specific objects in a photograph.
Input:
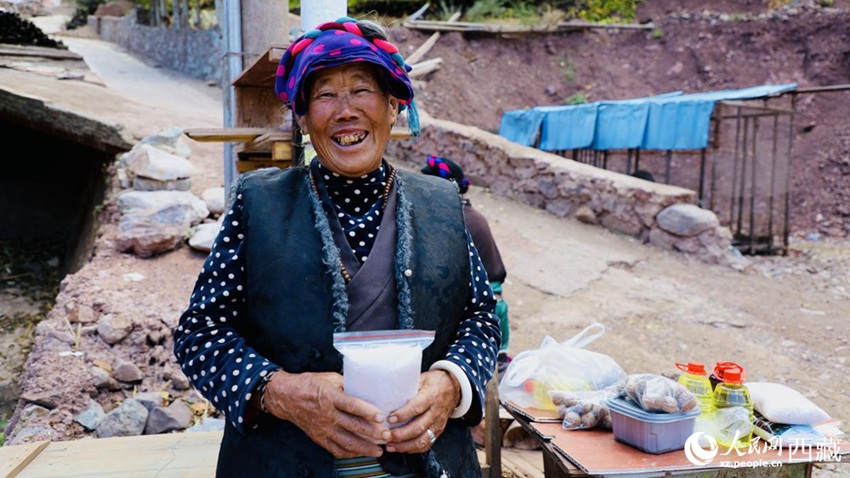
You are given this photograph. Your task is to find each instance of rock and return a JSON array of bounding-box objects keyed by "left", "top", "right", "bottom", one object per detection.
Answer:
[
  {"left": 117, "top": 190, "right": 209, "bottom": 224},
  {"left": 656, "top": 203, "right": 719, "bottom": 236},
  {"left": 67, "top": 303, "right": 98, "bottom": 324},
  {"left": 144, "top": 400, "right": 193, "bottom": 434},
  {"left": 124, "top": 144, "right": 196, "bottom": 182},
  {"left": 138, "top": 127, "right": 192, "bottom": 159},
  {"left": 112, "top": 358, "right": 144, "bottom": 383},
  {"left": 188, "top": 221, "right": 221, "bottom": 252},
  {"left": 132, "top": 176, "right": 192, "bottom": 192},
  {"left": 186, "top": 417, "right": 225, "bottom": 432},
  {"left": 90, "top": 365, "right": 121, "bottom": 391},
  {"left": 97, "top": 313, "right": 133, "bottom": 345},
  {"left": 201, "top": 187, "right": 226, "bottom": 216},
  {"left": 75, "top": 399, "right": 105, "bottom": 431},
  {"left": 96, "top": 398, "right": 149, "bottom": 438}
]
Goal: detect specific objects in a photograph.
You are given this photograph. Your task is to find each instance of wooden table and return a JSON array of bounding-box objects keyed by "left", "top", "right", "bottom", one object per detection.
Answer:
[{"left": 503, "top": 401, "right": 848, "bottom": 478}]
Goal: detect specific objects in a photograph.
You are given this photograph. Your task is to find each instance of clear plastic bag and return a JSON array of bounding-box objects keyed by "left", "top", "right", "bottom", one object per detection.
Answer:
[
  {"left": 550, "top": 380, "right": 625, "bottom": 430},
  {"left": 334, "top": 329, "right": 435, "bottom": 427},
  {"left": 623, "top": 373, "right": 698, "bottom": 413},
  {"left": 498, "top": 323, "right": 627, "bottom": 411}
]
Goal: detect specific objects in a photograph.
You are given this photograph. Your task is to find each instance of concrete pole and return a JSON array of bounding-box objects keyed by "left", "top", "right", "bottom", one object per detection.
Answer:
[{"left": 300, "top": 0, "right": 347, "bottom": 33}]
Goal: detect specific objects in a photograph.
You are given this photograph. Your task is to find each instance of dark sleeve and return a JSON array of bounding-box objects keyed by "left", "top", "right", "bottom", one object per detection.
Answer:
[
  {"left": 172, "top": 188, "right": 279, "bottom": 434},
  {"left": 462, "top": 203, "right": 507, "bottom": 283},
  {"left": 439, "top": 230, "right": 500, "bottom": 425}
]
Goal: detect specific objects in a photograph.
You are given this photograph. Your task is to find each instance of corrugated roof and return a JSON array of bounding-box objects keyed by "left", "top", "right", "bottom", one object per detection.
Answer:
[{"left": 498, "top": 83, "right": 797, "bottom": 151}]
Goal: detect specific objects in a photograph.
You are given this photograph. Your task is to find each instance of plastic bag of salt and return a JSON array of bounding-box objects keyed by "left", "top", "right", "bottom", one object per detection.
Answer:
[{"left": 334, "top": 329, "right": 435, "bottom": 428}]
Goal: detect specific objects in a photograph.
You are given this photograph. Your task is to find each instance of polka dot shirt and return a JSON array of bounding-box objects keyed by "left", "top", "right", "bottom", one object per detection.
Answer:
[{"left": 173, "top": 163, "right": 501, "bottom": 432}]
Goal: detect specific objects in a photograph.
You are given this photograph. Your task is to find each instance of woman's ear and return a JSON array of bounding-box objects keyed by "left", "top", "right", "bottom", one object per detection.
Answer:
[
  {"left": 388, "top": 97, "right": 400, "bottom": 125},
  {"left": 295, "top": 115, "right": 308, "bottom": 134}
]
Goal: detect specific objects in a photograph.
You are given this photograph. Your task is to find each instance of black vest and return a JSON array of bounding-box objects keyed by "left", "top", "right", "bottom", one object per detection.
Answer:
[{"left": 216, "top": 166, "right": 481, "bottom": 478}]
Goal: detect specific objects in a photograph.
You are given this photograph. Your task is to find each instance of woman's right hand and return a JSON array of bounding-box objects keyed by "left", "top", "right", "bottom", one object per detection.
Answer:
[{"left": 263, "top": 370, "right": 391, "bottom": 458}]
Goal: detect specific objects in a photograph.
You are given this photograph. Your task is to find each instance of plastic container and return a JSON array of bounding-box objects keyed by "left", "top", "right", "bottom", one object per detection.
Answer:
[
  {"left": 711, "top": 365, "right": 754, "bottom": 449},
  {"left": 675, "top": 362, "right": 713, "bottom": 415},
  {"left": 605, "top": 396, "right": 700, "bottom": 454}
]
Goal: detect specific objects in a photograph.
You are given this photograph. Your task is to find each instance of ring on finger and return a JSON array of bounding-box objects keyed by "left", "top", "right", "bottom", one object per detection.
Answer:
[{"left": 426, "top": 428, "right": 437, "bottom": 445}]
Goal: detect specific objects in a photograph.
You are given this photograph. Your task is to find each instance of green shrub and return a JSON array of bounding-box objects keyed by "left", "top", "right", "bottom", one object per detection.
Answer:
[{"left": 565, "top": 92, "right": 589, "bottom": 105}]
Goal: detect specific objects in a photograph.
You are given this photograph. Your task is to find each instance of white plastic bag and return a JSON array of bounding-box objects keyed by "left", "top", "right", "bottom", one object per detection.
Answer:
[
  {"left": 746, "top": 382, "right": 829, "bottom": 425},
  {"left": 499, "top": 323, "right": 627, "bottom": 411},
  {"left": 334, "top": 329, "right": 435, "bottom": 427}
]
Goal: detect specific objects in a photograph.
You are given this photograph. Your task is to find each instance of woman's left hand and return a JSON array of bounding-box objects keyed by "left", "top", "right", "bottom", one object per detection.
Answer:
[{"left": 384, "top": 369, "right": 460, "bottom": 453}]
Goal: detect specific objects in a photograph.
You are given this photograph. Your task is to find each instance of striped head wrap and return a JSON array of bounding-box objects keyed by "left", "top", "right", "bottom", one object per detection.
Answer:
[
  {"left": 421, "top": 155, "right": 471, "bottom": 194},
  {"left": 274, "top": 17, "right": 420, "bottom": 137}
]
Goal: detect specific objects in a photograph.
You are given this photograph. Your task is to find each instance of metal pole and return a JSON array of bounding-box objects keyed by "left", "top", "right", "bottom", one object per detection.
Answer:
[
  {"left": 748, "top": 117, "right": 759, "bottom": 254},
  {"left": 222, "top": 0, "right": 242, "bottom": 208},
  {"left": 736, "top": 116, "right": 749, "bottom": 241},
  {"left": 766, "top": 113, "right": 780, "bottom": 255},
  {"left": 730, "top": 106, "right": 742, "bottom": 240},
  {"left": 784, "top": 94, "right": 797, "bottom": 256}
]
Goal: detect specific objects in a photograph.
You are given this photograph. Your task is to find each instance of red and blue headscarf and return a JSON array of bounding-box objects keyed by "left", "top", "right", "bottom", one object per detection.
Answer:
[
  {"left": 421, "top": 155, "right": 471, "bottom": 194},
  {"left": 274, "top": 17, "right": 419, "bottom": 137}
]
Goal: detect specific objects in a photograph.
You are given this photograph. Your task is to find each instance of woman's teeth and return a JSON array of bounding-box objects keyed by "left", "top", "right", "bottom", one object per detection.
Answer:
[{"left": 334, "top": 132, "right": 367, "bottom": 146}]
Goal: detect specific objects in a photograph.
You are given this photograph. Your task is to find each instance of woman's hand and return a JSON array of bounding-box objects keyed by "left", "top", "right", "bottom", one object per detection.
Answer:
[
  {"left": 384, "top": 370, "right": 460, "bottom": 453},
  {"left": 263, "top": 371, "right": 391, "bottom": 458}
]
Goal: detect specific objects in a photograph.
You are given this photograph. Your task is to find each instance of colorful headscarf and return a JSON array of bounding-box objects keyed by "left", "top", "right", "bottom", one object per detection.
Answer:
[
  {"left": 421, "top": 155, "right": 471, "bottom": 194},
  {"left": 274, "top": 17, "right": 420, "bottom": 137}
]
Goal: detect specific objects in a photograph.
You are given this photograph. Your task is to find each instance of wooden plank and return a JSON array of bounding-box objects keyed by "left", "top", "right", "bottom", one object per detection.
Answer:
[
  {"left": 409, "top": 58, "right": 442, "bottom": 79},
  {"left": 8, "top": 432, "right": 221, "bottom": 478},
  {"left": 0, "top": 440, "right": 49, "bottom": 478},
  {"left": 391, "top": 126, "right": 412, "bottom": 139},
  {"left": 405, "top": 12, "right": 461, "bottom": 65},
  {"left": 183, "top": 127, "right": 267, "bottom": 142},
  {"left": 404, "top": 18, "right": 653, "bottom": 34},
  {"left": 236, "top": 159, "right": 292, "bottom": 173},
  {"left": 272, "top": 141, "right": 293, "bottom": 161},
  {"left": 501, "top": 448, "right": 546, "bottom": 478},
  {"left": 0, "top": 44, "right": 82, "bottom": 60},
  {"left": 0, "top": 431, "right": 543, "bottom": 478}
]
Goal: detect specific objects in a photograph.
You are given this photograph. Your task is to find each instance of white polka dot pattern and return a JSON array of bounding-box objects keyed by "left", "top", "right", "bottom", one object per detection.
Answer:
[{"left": 173, "top": 175, "right": 501, "bottom": 432}]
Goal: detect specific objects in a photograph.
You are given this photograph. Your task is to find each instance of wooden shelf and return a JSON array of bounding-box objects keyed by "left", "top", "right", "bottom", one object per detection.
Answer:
[
  {"left": 232, "top": 44, "right": 288, "bottom": 88},
  {"left": 183, "top": 127, "right": 268, "bottom": 142}
]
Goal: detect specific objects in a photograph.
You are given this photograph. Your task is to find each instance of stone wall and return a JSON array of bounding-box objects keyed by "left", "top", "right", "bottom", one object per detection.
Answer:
[
  {"left": 388, "top": 113, "right": 749, "bottom": 269},
  {"left": 90, "top": 12, "right": 222, "bottom": 83}
]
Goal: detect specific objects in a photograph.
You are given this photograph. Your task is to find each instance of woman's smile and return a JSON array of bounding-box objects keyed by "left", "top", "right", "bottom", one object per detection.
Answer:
[{"left": 299, "top": 62, "right": 399, "bottom": 178}]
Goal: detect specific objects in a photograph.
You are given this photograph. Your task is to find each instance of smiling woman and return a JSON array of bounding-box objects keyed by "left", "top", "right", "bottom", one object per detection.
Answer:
[{"left": 173, "top": 15, "right": 502, "bottom": 478}]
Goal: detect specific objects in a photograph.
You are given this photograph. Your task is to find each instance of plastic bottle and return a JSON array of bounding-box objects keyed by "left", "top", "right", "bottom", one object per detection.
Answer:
[
  {"left": 709, "top": 361, "right": 745, "bottom": 390},
  {"left": 675, "top": 362, "right": 713, "bottom": 416},
  {"left": 711, "top": 365, "right": 754, "bottom": 449}
]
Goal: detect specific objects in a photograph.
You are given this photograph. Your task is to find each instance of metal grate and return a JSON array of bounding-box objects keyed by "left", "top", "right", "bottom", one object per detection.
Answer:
[{"left": 547, "top": 97, "right": 795, "bottom": 256}]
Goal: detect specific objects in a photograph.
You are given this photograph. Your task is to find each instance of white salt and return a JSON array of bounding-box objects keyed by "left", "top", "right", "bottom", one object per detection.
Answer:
[{"left": 342, "top": 343, "right": 421, "bottom": 427}]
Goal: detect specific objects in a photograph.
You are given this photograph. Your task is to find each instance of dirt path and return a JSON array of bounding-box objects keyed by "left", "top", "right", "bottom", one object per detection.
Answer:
[{"left": 5, "top": 10, "right": 850, "bottom": 477}]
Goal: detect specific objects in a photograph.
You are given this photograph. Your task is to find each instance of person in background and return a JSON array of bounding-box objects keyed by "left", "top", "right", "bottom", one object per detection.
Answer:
[
  {"left": 172, "top": 17, "right": 500, "bottom": 478},
  {"left": 421, "top": 155, "right": 511, "bottom": 368}
]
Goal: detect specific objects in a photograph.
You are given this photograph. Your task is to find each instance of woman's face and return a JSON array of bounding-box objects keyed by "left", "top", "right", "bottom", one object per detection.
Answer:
[{"left": 299, "top": 63, "right": 399, "bottom": 177}]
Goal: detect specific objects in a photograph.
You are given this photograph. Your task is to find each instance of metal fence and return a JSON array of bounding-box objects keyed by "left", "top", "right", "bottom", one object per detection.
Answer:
[{"left": 549, "top": 97, "right": 795, "bottom": 256}]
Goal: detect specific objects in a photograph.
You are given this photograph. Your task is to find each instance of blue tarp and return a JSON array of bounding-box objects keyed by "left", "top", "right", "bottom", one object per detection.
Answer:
[
  {"left": 497, "top": 84, "right": 797, "bottom": 151},
  {"left": 498, "top": 109, "right": 545, "bottom": 147},
  {"left": 537, "top": 104, "right": 597, "bottom": 150}
]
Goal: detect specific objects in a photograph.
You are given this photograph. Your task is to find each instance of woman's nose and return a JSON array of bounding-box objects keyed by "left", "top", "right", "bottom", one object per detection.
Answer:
[{"left": 333, "top": 93, "right": 360, "bottom": 119}]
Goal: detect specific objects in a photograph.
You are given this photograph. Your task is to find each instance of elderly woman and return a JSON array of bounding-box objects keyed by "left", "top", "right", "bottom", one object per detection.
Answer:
[{"left": 173, "top": 17, "right": 501, "bottom": 478}]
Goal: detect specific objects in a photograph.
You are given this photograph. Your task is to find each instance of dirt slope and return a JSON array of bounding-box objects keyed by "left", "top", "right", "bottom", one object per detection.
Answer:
[{"left": 396, "top": 2, "right": 850, "bottom": 238}]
